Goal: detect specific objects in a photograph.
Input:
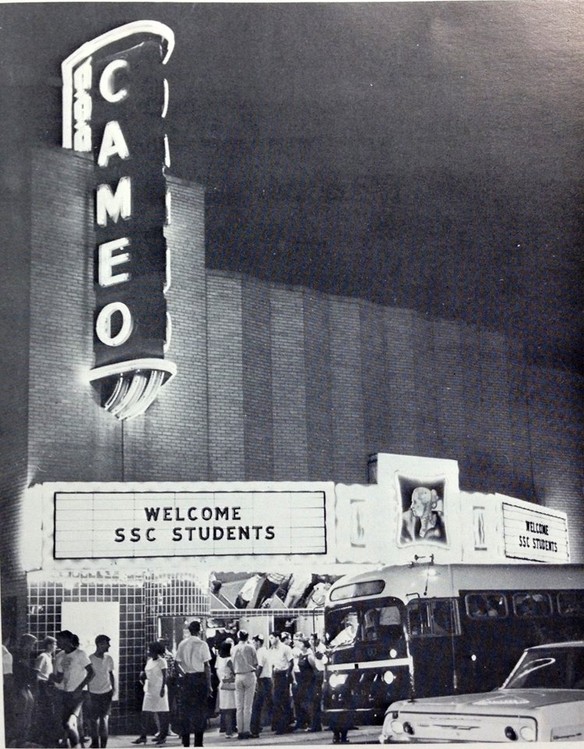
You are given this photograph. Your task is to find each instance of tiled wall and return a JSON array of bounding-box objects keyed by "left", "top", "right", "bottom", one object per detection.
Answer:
[{"left": 26, "top": 573, "right": 209, "bottom": 732}]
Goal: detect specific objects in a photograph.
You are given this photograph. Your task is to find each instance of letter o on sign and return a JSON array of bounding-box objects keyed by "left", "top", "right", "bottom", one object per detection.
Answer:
[{"left": 96, "top": 301, "right": 133, "bottom": 346}]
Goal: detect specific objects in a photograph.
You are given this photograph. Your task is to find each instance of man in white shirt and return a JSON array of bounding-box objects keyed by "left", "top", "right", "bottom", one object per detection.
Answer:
[
  {"left": 88, "top": 635, "right": 115, "bottom": 748},
  {"left": 175, "top": 621, "right": 212, "bottom": 748},
  {"left": 232, "top": 630, "right": 258, "bottom": 739},
  {"left": 269, "top": 632, "right": 293, "bottom": 734},
  {"left": 51, "top": 630, "right": 94, "bottom": 749},
  {"left": 250, "top": 635, "right": 272, "bottom": 737}
]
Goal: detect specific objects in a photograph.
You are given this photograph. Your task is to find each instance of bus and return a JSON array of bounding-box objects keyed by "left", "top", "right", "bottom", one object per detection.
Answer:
[{"left": 322, "top": 562, "right": 584, "bottom": 733}]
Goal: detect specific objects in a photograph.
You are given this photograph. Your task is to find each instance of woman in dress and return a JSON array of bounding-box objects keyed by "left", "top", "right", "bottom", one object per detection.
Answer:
[
  {"left": 215, "top": 639, "right": 236, "bottom": 738},
  {"left": 132, "top": 642, "right": 170, "bottom": 745}
]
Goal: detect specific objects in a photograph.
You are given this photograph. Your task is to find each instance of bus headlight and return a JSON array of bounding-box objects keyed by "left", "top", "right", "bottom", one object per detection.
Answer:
[
  {"left": 329, "top": 673, "right": 348, "bottom": 689},
  {"left": 382, "top": 670, "right": 395, "bottom": 685},
  {"left": 519, "top": 726, "right": 536, "bottom": 742}
]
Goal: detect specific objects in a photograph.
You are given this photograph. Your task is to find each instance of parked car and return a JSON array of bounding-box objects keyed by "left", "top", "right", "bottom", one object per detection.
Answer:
[{"left": 380, "top": 640, "right": 584, "bottom": 743}]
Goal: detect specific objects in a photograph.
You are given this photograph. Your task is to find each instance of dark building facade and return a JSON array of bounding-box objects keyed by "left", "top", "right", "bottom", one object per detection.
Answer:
[
  {"left": 0, "top": 17, "right": 582, "bottom": 733},
  {"left": 2, "top": 144, "right": 582, "bottom": 583}
]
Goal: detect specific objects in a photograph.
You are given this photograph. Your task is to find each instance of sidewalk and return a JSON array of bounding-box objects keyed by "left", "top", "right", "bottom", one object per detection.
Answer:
[{"left": 106, "top": 725, "right": 382, "bottom": 748}]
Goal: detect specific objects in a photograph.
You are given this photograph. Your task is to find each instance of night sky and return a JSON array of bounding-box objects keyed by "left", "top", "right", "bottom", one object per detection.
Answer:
[{"left": 1, "top": 1, "right": 582, "bottom": 371}]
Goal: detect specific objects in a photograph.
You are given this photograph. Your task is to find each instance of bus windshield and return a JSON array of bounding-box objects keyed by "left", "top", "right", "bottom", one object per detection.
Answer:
[{"left": 325, "top": 598, "right": 407, "bottom": 661}]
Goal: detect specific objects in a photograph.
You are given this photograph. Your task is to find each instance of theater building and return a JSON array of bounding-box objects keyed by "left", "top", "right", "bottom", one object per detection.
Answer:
[{"left": 0, "top": 20, "right": 582, "bottom": 733}]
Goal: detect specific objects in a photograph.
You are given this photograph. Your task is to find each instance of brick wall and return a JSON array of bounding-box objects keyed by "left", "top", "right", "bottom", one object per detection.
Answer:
[
  {"left": 242, "top": 277, "right": 274, "bottom": 480},
  {"left": 0, "top": 87, "right": 34, "bottom": 598},
  {"left": 206, "top": 270, "right": 582, "bottom": 561},
  {"left": 303, "top": 291, "right": 334, "bottom": 480},
  {"left": 29, "top": 148, "right": 122, "bottom": 483},
  {"left": 207, "top": 273, "right": 245, "bottom": 479},
  {"left": 527, "top": 366, "right": 584, "bottom": 560},
  {"left": 27, "top": 153, "right": 208, "bottom": 485},
  {"left": 329, "top": 297, "right": 367, "bottom": 482},
  {"left": 17, "top": 147, "right": 584, "bottom": 564},
  {"left": 122, "top": 176, "right": 209, "bottom": 481},
  {"left": 270, "top": 287, "right": 309, "bottom": 480}
]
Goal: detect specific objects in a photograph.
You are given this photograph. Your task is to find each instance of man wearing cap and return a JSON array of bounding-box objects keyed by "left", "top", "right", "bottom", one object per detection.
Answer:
[
  {"left": 88, "top": 635, "right": 115, "bottom": 748},
  {"left": 250, "top": 635, "right": 272, "bottom": 738},
  {"left": 269, "top": 632, "right": 293, "bottom": 734},
  {"left": 175, "top": 620, "right": 212, "bottom": 747},
  {"left": 231, "top": 630, "right": 258, "bottom": 739}
]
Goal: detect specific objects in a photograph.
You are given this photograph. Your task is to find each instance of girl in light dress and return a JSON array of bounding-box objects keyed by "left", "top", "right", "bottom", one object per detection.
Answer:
[
  {"left": 215, "top": 639, "right": 236, "bottom": 738},
  {"left": 132, "top": 642, "right": 170, "bottom": 745}
]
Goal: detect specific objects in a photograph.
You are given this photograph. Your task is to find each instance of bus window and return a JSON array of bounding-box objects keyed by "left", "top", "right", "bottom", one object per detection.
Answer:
[
  {"left": 408, "top": 600, "right": 430, "bottom": 636},
  {"left": 466, "top": 593, "right": 507, "bottom": 619},
  {"left": 329, "top": 580, "right": 385, "bottom": 601},
  {"left": 407, "top": 599, "right": 458, "bottom": 637},
  {"left": 557, "top": 591, "right": 584, "bottom": 616},
  {"left": 363, "top": 604, "right": 402, "bottom": 642},
  {"left": 327, "top": 610, "right": 358, "bottom": 648},
  {"left": 513, "top": 592, "right": 552, "bottom": 618},
  {"left": 432, "top": 599, "right": 457, "bottom": 635}
]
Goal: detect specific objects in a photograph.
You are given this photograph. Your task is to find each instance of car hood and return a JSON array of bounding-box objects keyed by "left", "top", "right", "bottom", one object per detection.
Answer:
[{"left": 395, "top": 689, "right": 584, "bottom": 713}]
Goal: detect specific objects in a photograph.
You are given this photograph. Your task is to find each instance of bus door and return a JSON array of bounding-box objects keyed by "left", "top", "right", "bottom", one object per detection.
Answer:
[{"left": 406, "top": 597, "right": 459, "bottom": 697}]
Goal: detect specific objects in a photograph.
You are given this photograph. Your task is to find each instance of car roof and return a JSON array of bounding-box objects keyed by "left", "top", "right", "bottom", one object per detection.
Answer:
[{"left": 527, "top": 640, "right": 584, "bottom": 651}]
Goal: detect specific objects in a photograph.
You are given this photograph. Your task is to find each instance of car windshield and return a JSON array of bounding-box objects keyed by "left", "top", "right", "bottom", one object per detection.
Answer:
[{"left": 503, "top": 646, "right": 584, "bottom": 690}]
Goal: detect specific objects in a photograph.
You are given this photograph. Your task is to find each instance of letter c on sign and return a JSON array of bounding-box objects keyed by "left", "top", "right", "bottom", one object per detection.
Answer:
[
  {"left": 99, "top": 59, "right": 129, "bottom": 103},
  {"left": 96, "top": 301, "right": 133, "bottom": 346}
]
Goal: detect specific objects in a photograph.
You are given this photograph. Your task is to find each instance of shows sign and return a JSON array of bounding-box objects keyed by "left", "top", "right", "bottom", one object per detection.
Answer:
[
  {"left": 502, "top": 502, "right": 569, "bottom": 563},
  {"left": 62, "top": 21, "right": 176, "bottom": 420},
  {"left": 54, "top": 490, "right": 327, "bottom": 558}
]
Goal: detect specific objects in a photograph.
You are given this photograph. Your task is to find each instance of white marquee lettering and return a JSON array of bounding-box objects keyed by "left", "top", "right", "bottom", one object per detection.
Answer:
[
  {"left": 96, "top": 302, "right": 134, "bottom": 347},
  {"left": 162, "top": 78, "right": 169, "bottom": 118},
  {"left": 73, "top": 90, "right": 92, "bottom": 127},
  {"left": 99, "top": 59, "right": 129, "bottom": 103},
  {"left": 97, "top": 121, "right": 130, "bottom": 167},
  {"left": 73, "top": 123, "right": 92, "bottom": 152},
  {"left": 72, "top": 59, "right": 93, "bottom": 153},
  {"left": 164, "top": 312, "right": 172, "bottom": 353},
  {"left": 164, "top": 133, "right": 171, "bottom": 168},
  {"left": 98, "top": 237, "right": 131, "bottom": 287},
  {"left": 73, "top": 57, "right": 92, "bottom": 91},
  {"left": 96, "top": 176, "right": 132, "bottom": 226},
  {"left": 61, "top": 23, "right": 177, "bottom": 415}
]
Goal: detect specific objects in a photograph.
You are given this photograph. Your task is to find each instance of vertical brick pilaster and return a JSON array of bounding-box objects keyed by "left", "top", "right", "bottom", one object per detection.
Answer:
[{"left": 270, "top": 287, "right": 308, "bottom": 479}]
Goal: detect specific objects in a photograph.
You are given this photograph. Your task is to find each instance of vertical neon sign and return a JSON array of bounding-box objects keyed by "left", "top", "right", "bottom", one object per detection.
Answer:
[{"left": 62, "top": 21, "right": 176, "bottom": 420}]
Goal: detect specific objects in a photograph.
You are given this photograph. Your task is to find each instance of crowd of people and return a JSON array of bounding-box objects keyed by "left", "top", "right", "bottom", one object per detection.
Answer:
[
  {"left": 2, "top": 622, "right": 333, "bottom": 748},
  {"left": 209, "top": 628, "right": 326, "bottom": 741},
  {"left": 139, "top": 622, "right": 329, "bottom": 746},
  {"left": 2, "top": 630, "right": 114, "bottom": 748}
]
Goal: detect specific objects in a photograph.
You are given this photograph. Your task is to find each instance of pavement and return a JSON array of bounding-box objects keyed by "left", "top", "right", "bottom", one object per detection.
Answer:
[{"left": 106, "top": 725, "right": 382, "bottom": 748}]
